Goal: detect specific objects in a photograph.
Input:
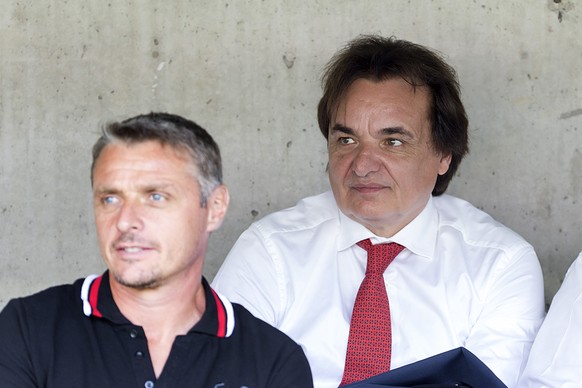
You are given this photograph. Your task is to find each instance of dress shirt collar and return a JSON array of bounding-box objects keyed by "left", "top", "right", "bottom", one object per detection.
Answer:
[{"left": 337, "top": 195, "right": 438, "bottom": 260}]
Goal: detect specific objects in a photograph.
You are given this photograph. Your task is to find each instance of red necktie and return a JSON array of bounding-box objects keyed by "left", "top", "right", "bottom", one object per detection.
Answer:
[{"left": 340, "top": 238, "right": 405, "bottom": 386}]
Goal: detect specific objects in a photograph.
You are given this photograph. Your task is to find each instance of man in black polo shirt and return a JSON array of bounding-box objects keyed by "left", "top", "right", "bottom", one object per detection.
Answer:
[{"left": 0, "top": 113, "right": 313, "bottom": 388}]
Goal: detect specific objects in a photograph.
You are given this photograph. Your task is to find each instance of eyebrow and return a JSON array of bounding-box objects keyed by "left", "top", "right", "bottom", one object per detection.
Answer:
[
  {"left": 330, "top": 123, "right": 414, "bottom": 139},
  {"left": 330, "top": 124, "right": 354, "bottom": 136},
  {"left": 93, "top": 186, "right": 120, "bottom": 197},
  {"left": 93, "top": 182, "right": 174, "bottom": 196}
]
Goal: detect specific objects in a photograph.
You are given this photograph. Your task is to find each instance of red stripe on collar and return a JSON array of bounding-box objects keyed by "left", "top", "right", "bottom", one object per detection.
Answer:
[
  {"left": 89, "top": 275, "right": 104, "bottom": 318},
  {"left": 211, "top": 288, "right": 227, "bottom": 338}
]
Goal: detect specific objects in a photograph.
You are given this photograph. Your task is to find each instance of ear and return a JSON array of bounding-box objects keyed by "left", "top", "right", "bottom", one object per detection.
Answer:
[
  {"left": 438, "top": 153, "right": 452, "bottom": 176},
  {"left": 206, "top": 184, "right": 230, "bottom": 232}
]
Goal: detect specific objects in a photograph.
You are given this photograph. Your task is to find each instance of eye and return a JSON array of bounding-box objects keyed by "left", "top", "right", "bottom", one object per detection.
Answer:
[
  {"left": 339, "top": 137, "right": 355, "bottom": 145},
  {"left": 101, "top": 195, "right": 119, "bottom": 205},
  {"left": 150, "top": 193, "right": 165, "bottom": 202},
  {"left": 387, "top": 139, "right": 403, "bottom": 147}
]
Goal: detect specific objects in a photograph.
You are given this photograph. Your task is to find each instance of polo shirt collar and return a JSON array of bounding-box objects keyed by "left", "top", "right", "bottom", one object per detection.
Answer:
[
  {"left": 80, "top": 272, "right": 235, "bottom": 338},
  {"left": 80, "top": 272, "right": 130, "bottom": 324},
  {"left": 337, "top": 195, "right": 439, "bottom": 260},
  {"left": 189, "top": 279, "right": 235, "bottom": 338}
]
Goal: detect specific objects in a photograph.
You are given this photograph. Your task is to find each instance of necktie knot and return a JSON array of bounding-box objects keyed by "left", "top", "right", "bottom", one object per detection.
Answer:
[{"left": 357, "top": 238, "right": 404, "bottom": 276}]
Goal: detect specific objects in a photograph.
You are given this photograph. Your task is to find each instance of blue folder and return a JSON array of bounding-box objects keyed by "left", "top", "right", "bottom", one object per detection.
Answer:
[{"left": 343, "top": 347, "right": 507, "bottom": 388}]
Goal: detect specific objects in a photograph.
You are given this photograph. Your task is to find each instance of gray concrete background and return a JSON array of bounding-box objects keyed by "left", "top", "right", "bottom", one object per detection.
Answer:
[{"left": 0, "top": 1, "right": 580, "bottom": 309}]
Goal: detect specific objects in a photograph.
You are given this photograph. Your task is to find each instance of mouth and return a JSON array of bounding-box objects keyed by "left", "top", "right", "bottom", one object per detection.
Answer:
[
  {"left": 351, "top": 184, "right": 387, "bottom": 194},
  {"left": 113, "top": 243, "right": 155, "bottom": 256},
  {"left": 119, "top": 247, "right": 146, "bottom": 253},
  {"left": 111, "top": 234, "right": 156, "bottom": 257}
]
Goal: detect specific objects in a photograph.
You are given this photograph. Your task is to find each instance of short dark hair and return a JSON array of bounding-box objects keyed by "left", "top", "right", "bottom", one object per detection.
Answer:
[
  {"left": 317, "top": 35, "right": 469, "bottom": 195},
  {"left": 91, "top": 112, "right": 222, "bottom": 206}
]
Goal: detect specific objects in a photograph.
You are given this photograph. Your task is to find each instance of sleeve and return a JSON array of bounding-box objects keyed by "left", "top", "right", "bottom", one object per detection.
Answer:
[
  {"left": 463, "top": 246, "right": 545, "bottom": 388},
  {"left": 212, "top": 224, "right": 284, "bottom": 326},
  {"left": 0, "top": 299, "right": 39, "bottom": 388},
  {"left": 518, "top": 253, "right": 582, "bottom": 388}
]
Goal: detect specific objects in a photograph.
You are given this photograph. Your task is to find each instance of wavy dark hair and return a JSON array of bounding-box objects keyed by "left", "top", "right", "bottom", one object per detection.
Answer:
[{"left": 317, "top": 35, "right": 469, "bottom": 195}]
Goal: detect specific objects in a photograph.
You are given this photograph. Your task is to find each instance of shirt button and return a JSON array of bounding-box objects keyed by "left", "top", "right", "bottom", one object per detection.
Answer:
[
  {"left": 144, "top": 381, "right": 154, "bottom": 388},
  {"left": 130, "top": 329, "right": 138, "bottom": 338},
  {"left": 135, "top": 351, "right": 144, "bottom": 358}
]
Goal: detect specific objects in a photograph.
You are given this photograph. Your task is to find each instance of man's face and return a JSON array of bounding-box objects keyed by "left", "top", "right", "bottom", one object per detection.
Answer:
[
  {"left": 92, "top": 140, "right": 227, "bottom": 289},
  {"left": 328, "top": 77, "right": 451, "bottom": 237}
]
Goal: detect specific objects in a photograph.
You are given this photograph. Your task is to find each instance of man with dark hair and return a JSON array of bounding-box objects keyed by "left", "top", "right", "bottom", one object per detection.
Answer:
[
  {"left": 213, "top": 36, "right": 544, "bottom": 387},
  {"left": 0, "top": 112, "right": 313, "bottom": 388}
]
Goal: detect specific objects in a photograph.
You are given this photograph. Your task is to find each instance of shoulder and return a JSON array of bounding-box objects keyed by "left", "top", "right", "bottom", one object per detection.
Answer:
[
  {"left": 0, "top": 279, "right": 85, "bottom": 377},
  {"left": 1, "top": 279, "right": 83, "bottom": 321},
  {"left": 0, "top": 280, "right": 88, "bottom": 349},
  {"left": 518, "top": 252, "right": 582, "bottom": 386},
  {"left": 229, "top": 301, "right": 310, "bottom": 363},
  {"left": 551, "top": 252, "right": 582, "bottom": 306},
  {"left": 546, "top": 252, "right": 582, "bottom": 322},
  {"left": 565, "top": 252, "right": 582, "bottom": 281},
  {"left": 230, "top": 302, "right": 301, "bottom": 348},
  {"left": 252, "top": 191, "right": 338, "bottom": 236},
  {"left": 228, "top": 302, "right": 313, "bottom": 384},
  {"left": 433, "top": 194, "right": 533, "bottom": 254}
]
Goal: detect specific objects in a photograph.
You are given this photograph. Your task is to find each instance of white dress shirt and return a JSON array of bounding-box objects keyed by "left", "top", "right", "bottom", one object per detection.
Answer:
[
  {"left": 518, "top": 252, "right": 582, "bottom": 388},
  {"left": 212, "top": 191, "right": 545, "bottom": 388}
]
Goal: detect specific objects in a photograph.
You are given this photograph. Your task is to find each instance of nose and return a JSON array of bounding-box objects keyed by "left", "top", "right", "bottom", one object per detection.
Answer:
[
  {"left": 116, "top": 202, "right": 144, "bottom": 232},
  {"left": 352, "top": 143, "right": 381, "bottom": 177}
]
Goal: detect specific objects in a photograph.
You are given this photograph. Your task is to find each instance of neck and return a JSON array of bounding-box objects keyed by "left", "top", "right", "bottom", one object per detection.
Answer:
[
  {"left": 112, "top": 274, "right": 205, "bottom": 327},
  {"left": 109, "top": 271, "right": 206, "bottom": 377}
]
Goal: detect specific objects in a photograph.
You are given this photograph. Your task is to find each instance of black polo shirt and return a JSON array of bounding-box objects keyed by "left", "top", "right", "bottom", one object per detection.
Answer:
[{"left": 0, "top": 272, "right": 313, "bottom": 388}]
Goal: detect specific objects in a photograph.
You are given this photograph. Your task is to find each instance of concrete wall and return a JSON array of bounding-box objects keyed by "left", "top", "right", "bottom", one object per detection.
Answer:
[{"left": 1, "top": 0, "right": 580, "bottom": 308}]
